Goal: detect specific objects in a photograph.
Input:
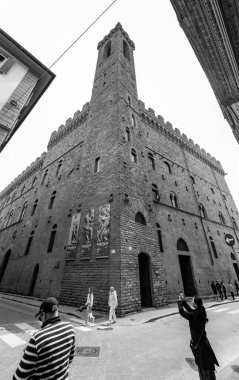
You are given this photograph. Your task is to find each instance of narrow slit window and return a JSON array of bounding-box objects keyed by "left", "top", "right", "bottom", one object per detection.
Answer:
[
  {"left": 48, "top": 191, "right": 56, "bottom": 209},
  {"left": 47, "top": 224, "right": 57, "bottom": 253},
  {"left": 94, "top": 157, "right": 100, "bottom": 173}
]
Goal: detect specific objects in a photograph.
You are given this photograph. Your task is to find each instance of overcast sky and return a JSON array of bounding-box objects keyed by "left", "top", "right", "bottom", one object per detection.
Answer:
[{"left": 1, "top": 0, "right": 238, "bottom": 209}]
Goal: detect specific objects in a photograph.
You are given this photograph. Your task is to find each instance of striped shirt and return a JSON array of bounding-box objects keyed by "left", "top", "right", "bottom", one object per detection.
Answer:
[{"left": 13, "top": 317, "right": 75, "bottom": 380}]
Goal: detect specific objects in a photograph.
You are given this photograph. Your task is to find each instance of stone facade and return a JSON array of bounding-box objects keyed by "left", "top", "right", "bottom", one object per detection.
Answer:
[{"left": 0, "top": 23, "right": 239, "bottom": 315}]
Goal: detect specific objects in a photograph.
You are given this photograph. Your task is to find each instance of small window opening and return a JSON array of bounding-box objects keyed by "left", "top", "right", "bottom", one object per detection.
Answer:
[
  {"left": 148, "top": 153, "right": 155, "bottom": 170},
  {"left": 131, "top": 114, "right": 136, "bottom": 127},
  {"left": 104, "top": 41, "right": 111, "bottom": 59},
  {"left": 123, "top": 40, "right": 130, "bottom": 61},
  {"left": 152, "top": 184, "right": 160, "bottom": 201},
  {"left": 94, "top": 157, "right": 100, "bottom": 173},
  {"left": 135, "top": 212, "right": 146, "bottom": 225},
  {"left": 47, "top": 224, "right": 57, "bottom": 253},
  {"left": 48, "top": 191, "right": 56, "bottom": 209},
  {"left": 156, "top": 223, "right": 163, "bottom": 252},
  {"left": 209, "top": 236, "right": 218, "bottom": 258},
  {"left": 126, "top": 127, "right": 130, "bottom": 141},
  {"left": 164, "top": 162, "right": 171, "bottom": 174},
  {"left": 25, "top": 231, "right": 35, "bottom": 255},
  {"left": 131, "top": 148, "right": 137, "bottom": 163}
]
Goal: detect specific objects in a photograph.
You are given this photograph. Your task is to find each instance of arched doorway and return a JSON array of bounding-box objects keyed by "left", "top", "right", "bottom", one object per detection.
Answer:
[
  {"left": 0, "top": 250, "right": 11, "bottom": 284},
  {"left": 138, "top": 253, "right": 152, "bottom": 307},
  {"left": 28, "top": 264, "right": 39, "bottom": 296}
]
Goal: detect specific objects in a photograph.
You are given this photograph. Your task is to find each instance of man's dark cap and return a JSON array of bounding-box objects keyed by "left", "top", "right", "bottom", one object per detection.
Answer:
[{"left": 35, "top": 297, "right": 58, "bottom": 317}]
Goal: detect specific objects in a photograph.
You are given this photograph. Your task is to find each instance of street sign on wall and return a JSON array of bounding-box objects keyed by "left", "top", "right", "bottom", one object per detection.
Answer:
[{"left": 225, "top": 234, "right": 235, "bottom": 247}]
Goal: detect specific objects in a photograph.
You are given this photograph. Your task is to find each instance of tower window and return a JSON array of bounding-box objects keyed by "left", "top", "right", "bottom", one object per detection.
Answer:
[
  {"left": 131, "top": 114, "right": 136, "bottom": 127},
  {"left": 131, "top": 148, "right": 137, "bottom": 163},
  {"left": 135, "top": 212, "right": 146, "bottom": 225},
  {"left": 156, "top": 223, "right": 163, "bottom": 252},
  {"left": 47, "top": 224, "right": 57, "bottom": 253},
  {"left": 31, "top": 199, "right": 38, "bottom": 216},
  {"left": 104, "top": 41, "right": 111, "bottom": 59},
  {"left": 31, "top": 177, "right": 37, "bottom": 188},
  {"left": 126, "top": 127, "right": 130, "bottom": 142},
  {"left": 123, "top": 40, "right": 130, "bottom": 61},
  {"left": 48, "top": 191, "right": 56, "bottom": 209},
  {"left": 94, "top": 157, "right": 100, "bottom": 173},
  {"left": 148, "top": 153, "right": 155, "bottom": 170},
  {"left": 25, "top": 231, "right": 35, "bottom": 255},
  {"left": 170, "top": 192, "right": 178, "bottom": 208},
  {"left": 152, "top": 184, "right": 160, "bottom": 201},
  {"left": 164, "top": 161, "right": 172, "bottom": 174},
  {"left": 56, "top": 159, "right": 63, "bottom": 178},
  {"left": 209, "top": 236, "right": 218, "bottom": 258}
]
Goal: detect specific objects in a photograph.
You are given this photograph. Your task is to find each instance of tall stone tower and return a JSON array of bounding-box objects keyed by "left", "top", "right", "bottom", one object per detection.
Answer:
[{"left": 60, "top": 23, "right": 167, "bottom": 314}]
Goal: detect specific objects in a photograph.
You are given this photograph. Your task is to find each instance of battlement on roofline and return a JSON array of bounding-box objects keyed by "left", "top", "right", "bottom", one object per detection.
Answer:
[
  {"left": 138, "top": 99, "right": 225, "bottom": 175},
  {"left": 97, "top": 22, "right": 135, "bottom": 51}
]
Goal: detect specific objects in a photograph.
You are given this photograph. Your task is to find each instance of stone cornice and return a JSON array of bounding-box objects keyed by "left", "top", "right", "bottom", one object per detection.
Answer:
[
  {"left": 97, "top": 22, "right": 135, "bottom": 51},
  {"left": 138, "top": 100, "right": 225, "bottom": 176}
]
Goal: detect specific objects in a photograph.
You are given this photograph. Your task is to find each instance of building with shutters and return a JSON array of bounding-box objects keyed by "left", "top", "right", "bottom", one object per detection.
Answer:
[
  {"left": 0, "top": 28, "right": 55, "bottom": 152},
  {"left": 0, "top": 23, "right": 239, "bottom": 315}
]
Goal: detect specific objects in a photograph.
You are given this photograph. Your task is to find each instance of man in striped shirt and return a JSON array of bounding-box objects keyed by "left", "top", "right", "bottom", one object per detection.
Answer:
[{"left": 13, "top": 297, "right": 75, "bottom": 380}]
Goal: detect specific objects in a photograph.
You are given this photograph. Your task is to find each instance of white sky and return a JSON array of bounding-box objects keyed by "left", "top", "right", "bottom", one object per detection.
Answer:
[{"left": 0, "top": 0, "right": 238, "bottom": 208}]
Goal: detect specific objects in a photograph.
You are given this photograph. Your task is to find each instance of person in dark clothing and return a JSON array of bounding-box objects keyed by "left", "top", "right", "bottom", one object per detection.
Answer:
[
  {"left": 178, "top": 293, "right": 219, "bottom": 380},
  {"left": 216, "top": 280, "right": 223, "bottom": 301},
  {"left": 211, "top": 281, "right": 218, "bottom": 300},
  {"left": 234, "top": 280, "right": 239, "bottom": 296},
  {"left": 228, "top": 281, "right": 235, "bottom": 300},
  {"left": 221, "top": 281, "right": 227, "bottom": 299}
]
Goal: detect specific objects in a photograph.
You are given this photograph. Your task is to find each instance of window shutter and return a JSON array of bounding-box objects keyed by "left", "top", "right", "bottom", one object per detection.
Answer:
[{"left": 0, "top": 57, "right": 15, "bottom": 74}]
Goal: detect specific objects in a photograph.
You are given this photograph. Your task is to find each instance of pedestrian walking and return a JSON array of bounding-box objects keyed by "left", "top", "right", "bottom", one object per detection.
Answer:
[
  {"left": 178, "top": 292, "right": 219, "bottom": 379},
  {"left": 210, "top": 281, "right": 218, "bottom": 300},
  {"left": 221, "top": 281, "right": 227, "bottom": 300},
  {"left": 13, "top": 297, "right": 75, "bottom": 380},
  {"left": 234, "top": 280, "right": 239, "bottom": 296},
  {"left": 108, "top": 286, "right": 118, "bottom": 324},
  {"left": 85, "top": 287, "right": 94, "bottom": 325},
  {"left": 216, "top": 280, "right": 223, "bottom": 301},
  {"left": 228, "top": 281, "right": 235, "bottom": 300}
]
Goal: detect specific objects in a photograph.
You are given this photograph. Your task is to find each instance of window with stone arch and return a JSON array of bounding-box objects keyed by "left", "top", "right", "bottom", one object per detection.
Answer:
[
  {"left": 164, "top": 161, "right": 171, "bottom": 174},
  {"left": 126, "top": 127, "right": 130, "bottom": 142},
  {"left": 170, "top": 192, "right": 178, "bottom": 208},
  {"left": 25, "top": 230, "right": 35, "bottom": 255},
  {"left": 48, "top": 191, "right": 56, "bottom": 209},
  {"left": 5, "top": 209, "right": 14, "bottom": 228},
  {"left": 131, "top": 148, "right": 137, "bottom": 163},
  {"left": 156, "top": 223, "right": 163, "bottom": 252},
  {"left": 47, "top": 224, "right": 57, "bottom": 253},
  {"left": 19, "top": 202, "right": 28, "bottom": 221},
  {"left": 41, "top": 169, "right": 48, "bottom": 185},
  {"left": 31, "top": 199, "right": 38, "bottom": 216},
  {"left": 218, "top": 211, "right": 225, "bottom": 225},
  {"left": 123, "top": 40, "right": 130, "bottom": 61},
  {"left": 209, "top": 236, "right": 218, "bottom": 258},
  {"left": 148, "top": 152, "right": 155, "bottom": 170},
  {"left": 231, "top": 217, "right": 238, "bottom": 230},
  {"left": 135, "top": 212, "right": 146, "bottom": 225},
  {"left": 177, "top": 238, "right": 189, "bottom": 251},
  {"left": 56, "top": 159, "right": 63, "bottom": 178},
  {"left": 31, "top": 176, "right": 37, "bottom": 188},
  {"left": 104, "top": 41, "right": 111, "bottom": 59},
  {"left": 199, "top": 203, "right": 207, "bottom": 218},
  {"left": 152, "top": 184, "right": 160, "bottom": 201},
  {"left": 131, "top": 114, "right": 136, "bottom": 127}
]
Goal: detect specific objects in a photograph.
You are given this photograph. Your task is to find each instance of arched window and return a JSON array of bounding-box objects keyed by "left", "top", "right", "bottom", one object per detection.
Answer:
[
  {"left": 41, "top": 169, "right": 48, "bottom": 185},
  {"left": 164, "top": 161, "right": 171, "bottom": 174},
  {"left": 123, "top": 40, "right": 130, "bottom": 61},
  {"left": 209, "top": 236, "right": 218, "bottom": 258},
  {"left": 6, "top": 210, "right": 14, "bottom": 228},
  {"left": 199, "top": 203, "right": 207, "bottom": 218},
  {"left": 170, "top": 192, "right": 178, "bottom": 208},
  {"left": 56, "top": 159, "right": 63, "bottom": 178},
  {"left": 31, "top": 176, "right": 37, "bottom": 188},
  {"left": 231, "top": 217, "right": 238, "bottom": 230},
  {"left": 148, "top": 153, "right": 155, "bottom": 170},
  {"left": 48, "top": 191, "right": 56, "bottom": 209},
  {"left": 177, "top": 238, "right": 189, "bottom": 251},
  {"left": 104, "top": 41, "right": 111, "bottom": 59},
  {"left": 94, "top": 157, "right": 100, "bottom": 173},
  {"left": 126, "top": 127, "right": 130, "bottom": 142},
  {"left": 131, "top": 148, "right": 137, "bottom": 163},
  {"left": 135, "top": 212, "right": 146, "bottom": 225},
  {"left": 19, "top": 202, "right": 28, "bottom": 221},
  {"left": 31, "top": 199, "right": 38, "bottom": 216},
  {"left": 210, "top": 187, "right": 215, "bottom": 194},
  {"left": 190, "top": 176, "right": 195, "bottom": 184},
  {"left": 156, "top": 223, "right": 163, "bottom": 252},
  {"left": 127, "top": 96, "right": 131, "bottom": 106},
  {"left": 131, "top": 114, "right": 136, "bottom": 127},
  {"left": 218, "top": 211, "right": 225, "bottom": 225},
  {"left": 25, "top": 230, "right": 35, "bottom": 255},
  {"left": 152, "top": 184, "right": 160, "bottom": 201},
  {"left": 47, "top": 224, "right": 57, "bottom": 252}
]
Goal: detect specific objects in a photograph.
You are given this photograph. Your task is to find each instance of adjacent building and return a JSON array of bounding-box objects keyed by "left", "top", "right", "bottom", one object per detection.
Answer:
[
  {"left": 0, "top": 28, "right": 55, "bottom": 152},
  {"left": 0, "top": 23, "right": 238, "bottom": 315},
  {"left": 171, "top": 0, "right": 239, "bottom": 144}
]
